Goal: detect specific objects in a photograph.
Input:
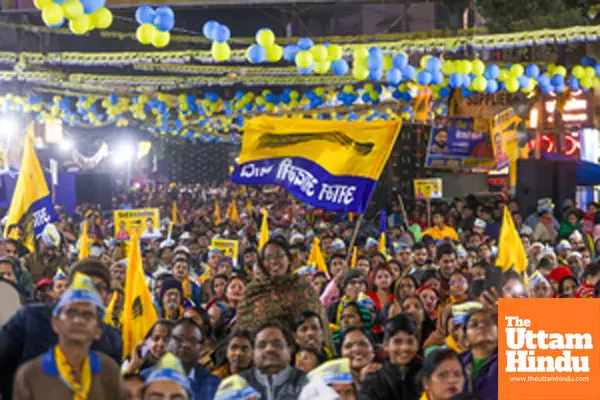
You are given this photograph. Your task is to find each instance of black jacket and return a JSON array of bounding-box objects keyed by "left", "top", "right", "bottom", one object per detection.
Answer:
[
  {"left": 0, "top": 303, "right": 122, "bottom": 399},
  {"left": 359, "top": 358, "right": 423, "bottom": 400}
]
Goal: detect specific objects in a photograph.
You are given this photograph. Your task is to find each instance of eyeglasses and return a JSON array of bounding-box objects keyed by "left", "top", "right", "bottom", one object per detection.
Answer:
[
  {"left": 61, "top": 308, "right": 97, "bottom": 323},
  {"left": 263, "top": 252, "right": 285, "bottom": 261},
  {"left": 171, "top": 335, "right": 202, "bottom": 347},
  {"left": 467, "top": 318, "right": 495, "bottom": 330}
]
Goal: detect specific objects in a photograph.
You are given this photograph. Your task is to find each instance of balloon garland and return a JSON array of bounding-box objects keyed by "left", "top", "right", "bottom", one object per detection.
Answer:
[
  {"left": 135, "top": 5, "right": 175, "bottom": 48},
  {"left": 203, "top": 21, "right": 232, "bottom": 62},
  {"left": 35, "top": 0, "right": 113, "bottom": 34}
]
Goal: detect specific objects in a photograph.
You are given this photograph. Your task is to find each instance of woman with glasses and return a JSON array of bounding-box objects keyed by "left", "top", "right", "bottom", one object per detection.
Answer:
[
  {"left": 236, "top": 238, "right": 329, "bottom": 342},
  {"left": 459, "top": 309, "right": 498, "bottom": 400}
]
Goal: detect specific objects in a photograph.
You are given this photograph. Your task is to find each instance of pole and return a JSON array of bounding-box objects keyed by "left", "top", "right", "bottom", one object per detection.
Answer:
[
  {"left": 397, "top": 194, "right": 410, "bottom": 230},
  {"left": 426, "top": 199, "right": 432, "bottom": 228},
  {"left": 345, "top": 214, "right": 364, "bottom": 264}
]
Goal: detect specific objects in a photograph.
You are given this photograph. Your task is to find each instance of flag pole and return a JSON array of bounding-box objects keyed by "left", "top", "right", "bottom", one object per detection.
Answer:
[
  {"left": 426, "top": 199, "right": 432, "bottom": 227},
  {"left": 345, "top": 214, "right": 364, "bottom": 264}
]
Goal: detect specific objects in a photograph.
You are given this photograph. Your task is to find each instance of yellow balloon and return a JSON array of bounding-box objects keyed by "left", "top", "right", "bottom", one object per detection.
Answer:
[
  {"left": 420, "top": 55, "right": 431, "bottom": 70},
  {"left": 256, "top": 29, "right": 275, "bottom": 48},
  {"left": 572, "top": 66, "right": 585, "bottom": 79},
  {"left": 441, "top": 60, "right": 455, "bottom": 75},
  {"left": 506, "top": 78, "right": 519, "bottom": 93},
  {"left": 553, "top": 66, "right": 566, "bottom": 76},
  {"left": 212, "top": 41, "right": 231, "bottom": 61},
  {"left": 69, "top": 15, "right": 90, "bottom": 35},
  {"left": 266, "top": 45, "right": 283, "bottom": 62},
  {"left": 34, "top": 0, "right": 51, "bottom": 10},
  {"left": 90, "top": 7, "right": 113, "bottom": 29},
  {"left": 584, "top": 66, "right": 595, "bottom": 79},
  {"left": 471, "top": 60, "right": 485, "bottom": 76},
  {"left": 313, "top": 61, "right": 330, "bottom": 74},
  {"left": 353, "top": 46, "right": 369, "bottom": 61},
  {"left": 327, "top": 44, "right": 342, "bottom": 61},
  {"left": 295, "top": 51, "right": 314, "bottom": 69},
  {"left": 383, "top": 55, "right": 393, "bottom": 71},
  {"left": 311, "top": 45, "right": 328, "bottom": 62},
  {"left": 42, "top": 4, "right": 65, "bottom": 26},
  {"left": 510, "top": 64, "right": 524, "bottom": 77},
  {"left": 352, "top": 67, "right": 369, "bottom": 81},
  {"left": 62, "top": 0, "right": 83, "bottom": 20},
  {"left": 136, "top": 24, "right": 156, "bottom": 45}
]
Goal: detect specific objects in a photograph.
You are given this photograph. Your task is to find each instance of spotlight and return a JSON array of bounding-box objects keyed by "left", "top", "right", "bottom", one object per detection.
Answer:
[
  {"left": 0, "top": 116, "right": 19, "bottom": 137},
  {"left": 113, "top": 144, "right": 135, "bottom": 165},
  {"left": 60, "top": 139, "right": 72, "bottom": 152}
]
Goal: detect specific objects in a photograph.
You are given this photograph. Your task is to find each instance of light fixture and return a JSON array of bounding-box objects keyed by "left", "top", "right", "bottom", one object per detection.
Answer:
[
  {"left": 60, "top": 139, "right": 72, "bottom": 152},
  {"left": 0, "top": 116, "right": 19, "bottom": 137},
  {"left": 113, "top": 143, "right": 136, "bottom": 165}
]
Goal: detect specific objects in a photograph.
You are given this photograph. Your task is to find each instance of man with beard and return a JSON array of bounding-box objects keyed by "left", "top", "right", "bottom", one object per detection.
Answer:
[
  {"left": 430, "top": 129, "right": 449, "bottom": 152},
  {"left": 21, "top": 224, "right": 64, "bottom": 287}
]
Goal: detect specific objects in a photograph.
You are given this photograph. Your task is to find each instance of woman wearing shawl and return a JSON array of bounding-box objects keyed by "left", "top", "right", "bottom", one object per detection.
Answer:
[
  {"left": 558, "top": 208, "right": 582, "bottom": 240},
  {"left": 236, "top": 238, "right": 330, "bottom": 345}
]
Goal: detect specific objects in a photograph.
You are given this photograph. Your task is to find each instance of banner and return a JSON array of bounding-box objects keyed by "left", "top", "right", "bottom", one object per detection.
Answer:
[
  {"left": 231, "top": 116, "right": 401, "bottom": 213},
  {"left": 425, "top": 117, "right": 494, "bottom": 169},
  {"left": 211, "top": 239, "right": 239, "bottom": 266},
  {"left": 490, "top": 108, "right": 521, "bottom": 172},
  {"left": 114, "top": 208, "right": 160, "bottom": 240},
  {"left": 414, "top": 178, "right": 443, "bottom": 199}
]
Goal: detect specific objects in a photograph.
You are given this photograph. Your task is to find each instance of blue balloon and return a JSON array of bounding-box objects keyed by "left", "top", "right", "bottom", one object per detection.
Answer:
[
  {"left": 518, "top": 76, "right": 530, "bottom": 88},
  {"left": 483, "top": 64, "right": 500, "bottom": 80},
  {"left": 331, "top": 59, "right": 349, "bottom": 76},
  {"left": 449, "top": 73, "right": 464, "bottom": 88},
  {"left": 154, "top": 13, "right": 175, "bottom": 32},
  {"left": 157, "top": 102, "right": 167, "bottom": 114},
  {"left": 82, "top": 0, "right": 104, "bottom": 14},
  {"left": 462, "top": 75, "right": 472, "bottom": 88},
  {"left": 595, "top": 65, "right": 600, "bottom": 77},
  {"left": 368, "top": 47, "right": 383, "bottom": 61},
  {"left": 53, "top": 0, "right": 67, "bottom": 4},
  {"left": 392, "top": 53, "right": 408, "bottom": 69},
  {"left": 554, "top": 84, "right": 565, "bottom": 94},
  {"left": 416, "top": 70, "right": 432, "bottom": 85},
  {"left": 283, "top": 45, "right": 299, "bottom": 62},
  {"left": 108, "top": 94, "right": 118, "bottom": 105},
  {"left": 581, "top": 56, "right": 596, "bottom": 67},
  {"left": 247, "top": 45, "right": 266, "bottom": 63},
  {"left": 550, "top": 74, "right": 564, "bottom": 87},
  {"left": 392, "top": 90, "right": 402, "bottom": 100},
  {"left": 439, "top": 87, "right": 451, "bottom": 98},
  {"left": 537, "top": 74, "right": 550, "bottom": 87},
  {"left": 402, "top": 65, "right": 416, "bottom": 81},
  {"left": 297, "top": 38, "right": 314, "bottom": 51},
  {"left": 366, "top": 55, "right": 382, "bottom": 71},
  {"left": 203, "top": 20, "right": 220, "bottom": 40},
  {"left": 264, "top": 93, "right": 276, "bottom": 103},
  {"left": 156, "top": 6, "right": 174, "bottom": 19},
  {"left": 386, "top": 68, "right": 402, "bottom": 85},
  {"left": 213, "top": 24, "right": 230, "bottom": 43},
  {"left": 525, "top": 64, "right": 540, "bottom": 78},
  {"left": 425, "top": 57, "right": 441, "bottom": 73},
  {"left": 568, "top": 77, "right": 580, "bottom": 90},
  {"left": 461, "top": 88, "right": 472, "bottom": 99},
  {"left": 362, "top": 93, "right": 371, "bottom": 103},
  {"left": 297, "top": 65, "right": 313, "bottom": 75},
  {"left": 485, "top": 79, "right": 498, "bottom": 93},
  {"left": 541, "top": 84, "right": 553, "bottom": 94},
  {"left": 432, "top": 72, "right": 444, "bottom": 85},
  {"left": 368, "top": 68, "right": 383, "bottom": 81}
]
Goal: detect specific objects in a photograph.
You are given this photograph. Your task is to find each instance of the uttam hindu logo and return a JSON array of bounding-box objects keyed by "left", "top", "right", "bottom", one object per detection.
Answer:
[
  {"left": 504, "top": 316, "right": 592, "bottom": 373},
  {"left": 498, "top": 299, "right": 600, "bottom": 400}
]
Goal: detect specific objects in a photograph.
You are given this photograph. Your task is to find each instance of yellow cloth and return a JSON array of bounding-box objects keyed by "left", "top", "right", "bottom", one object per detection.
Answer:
[
  {"left": 214, "top": 201, "right": 221, "bottom": 226},
  {"left": 246, "top": 201, "right": 252, "bottom": 215},
  {"left": 258, "top": 208, "right": 269, "bottom": 251},
  {"left": 4, "top": 132, "right": 54, "bottom": 252},
  {"left": 419, "top": 392, "right": 429, "bottom": 400},
  {"left": 308, "top": 238, "right": 328, "bottom": 275},
  {"left": 198, "top": 267, "right": 213, "bottom": 285},
  {"left": 213, "top": 363, "right": 230, "bottom": 379},
  {"left": 350, "top": 246, "right": 357, "bottom": 268},
  {"left": 172, "top": 201, "right": 178, "bottom": 225},
  {"left": 78, "top": 221, "right": 90, "bottom": 259},
  {"left": 444, "top": 335, "right": 462, "bottom": 353},
  {"left": 226, "top": 200, "right": 240, "bottom": 223},
  {"left": 422, "top": 225, "right": 459, "bottom": 241},
  {"left": 496, "top": 206, "right": 528, "bottom": 275},
  {"left": 122, "top": 232, "right": 158, "bottom": 360},
  {"left": 378, "top": 232, "right": 386, "bottom": 255},
  {"left": 54, "top": 345, "right": 92, "bottom": 400},
  {"left": 104, "top": 290, "right": 118, "bottom": 327},
  {"left": 182, "top": 277, "right": 192, "bottom": 300}
]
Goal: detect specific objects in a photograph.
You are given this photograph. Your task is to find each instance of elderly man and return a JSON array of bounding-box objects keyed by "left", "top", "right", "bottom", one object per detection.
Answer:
[
  {"left": 21, "top": 224, "right": 64, "bottom": 285},
  {"left": 12, "top": 273, "right": 125, "bottom": 399}
]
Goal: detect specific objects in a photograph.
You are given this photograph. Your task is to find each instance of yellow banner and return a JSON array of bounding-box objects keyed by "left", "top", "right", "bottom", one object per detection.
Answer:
[
  {"left": 211, "top": 239, "right": 239, "bottom": 266},
  {"left": 414, "top": 178, "right": 443, "bottom": 199},
  {"left": 490, "top": 108, "right": 521, "bottom": 186},
  {"left": 114, "top": 208, "right": 160, "bottom": 240},
  {"left": 238, "top": 116, "right": 401, "bottom": 180}
]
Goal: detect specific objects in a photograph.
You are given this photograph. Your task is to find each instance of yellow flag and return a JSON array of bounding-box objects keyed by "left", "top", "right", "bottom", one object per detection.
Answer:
[
  {"left": 258, "top": 208, "right": 269, "bottom": 251},
  {"left": 4, "top": 132, "right": 57, "bottom": 252},
  {"left": 171, "top": 200, "right": 178, "bottom": 225},
  {"left": 214, "top": 200, "right": 221, "bottom": 226},
  {"left": 226, "top": 200, "right": 240, "bottom": 223},
  {"left": 78, "top": 221, "right": 90, "bottom": 259},
  {"left": 308, "top": 237, "right": 328, "bottom": 275},
  {"left": 496, "top": 206, "right": 528, "bottom": 275},
  {"left": 122, "top": 232, "right": 158, "bottom": 359},
  {"left": 378, "top": 232, "right": 386, "bottom": 255},
  {"left": 104, "top": 290, "right": 118, "bottom": 327},
  {"left": 246, "top": 201, "right": 252, "bottom": 215},
  {"left": 350, "top": 246, "right": 358, "bottom": 268}
]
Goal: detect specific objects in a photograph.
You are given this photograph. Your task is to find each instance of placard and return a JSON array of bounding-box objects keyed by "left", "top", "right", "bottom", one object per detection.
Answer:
[
  {"left": 211, "top": 239, "right": 239, "bottom": 266},
  {"left": 414, "top": 178, "right": 443, "bottom": 199},
  {"left": 114, "top": 208, "right": 160, "bottom": 240}
]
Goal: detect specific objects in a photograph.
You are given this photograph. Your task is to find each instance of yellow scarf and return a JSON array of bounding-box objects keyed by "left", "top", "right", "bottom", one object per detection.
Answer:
[
  {"left": 182, "top": 277, "right": 192, "bottom": 300},
  {"left": 54, "top": 346, "right": 92, "bottom": 400},
  {"left": 419, "top": 393, "right": 429, "bottom": 400},
  {"left": 444, "top": 335, "right": 462, "bottom": 354},
  {"left": 103, "top": 291, "right": 118, "bottom": 327}
]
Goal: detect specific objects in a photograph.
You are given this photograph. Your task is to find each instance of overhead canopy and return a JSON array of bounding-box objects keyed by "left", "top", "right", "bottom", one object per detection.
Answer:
[{"left": 540, "top": 152, "right": 600, "bottom": 186}]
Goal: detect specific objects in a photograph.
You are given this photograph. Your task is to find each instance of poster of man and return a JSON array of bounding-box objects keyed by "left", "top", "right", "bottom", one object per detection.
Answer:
[{"left": 113, "top": 208, "right": 161, "bottom": 240}]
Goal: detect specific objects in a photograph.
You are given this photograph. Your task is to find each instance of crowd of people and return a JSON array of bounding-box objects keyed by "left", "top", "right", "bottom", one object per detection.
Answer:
[{"left": 1, "top": 181, "right": 600, "bottom": 400}]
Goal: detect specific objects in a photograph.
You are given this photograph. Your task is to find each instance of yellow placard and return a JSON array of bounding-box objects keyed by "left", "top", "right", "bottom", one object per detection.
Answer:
[
  {"left": 114, "top": 208, "right": 160, "bottom": 240},
  {"left": 414, "top": 178, "right": 443, "bottom": 200},
  {"left": 211, "top": 239, "right": 239, "bottom": 266},
  {"left": 490, "top": 107, "right": 521, "bottom": 187}
]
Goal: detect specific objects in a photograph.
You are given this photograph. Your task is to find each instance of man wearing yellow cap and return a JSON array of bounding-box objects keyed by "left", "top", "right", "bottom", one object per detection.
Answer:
[{"left": 12, "top": 273, "right": 125, "bottom": 400}]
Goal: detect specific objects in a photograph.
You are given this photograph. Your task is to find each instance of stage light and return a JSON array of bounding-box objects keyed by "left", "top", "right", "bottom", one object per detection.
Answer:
[
  {"left": 60, "top": 139, "right": 72, "bottom": 152},
  {"left": 0, "top": 116, "right": 19, "bottom": 137},
  {"left": 113, "top": 144, "right": 135, "bottom": 165}
]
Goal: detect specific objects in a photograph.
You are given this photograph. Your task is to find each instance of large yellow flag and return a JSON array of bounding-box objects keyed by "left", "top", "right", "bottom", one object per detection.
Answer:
[
  {"left": 496, "top": 206, "right": 528, "bottom": 274},
  {"left": 214, "top": 201, "right": 221, "bottom": 226},
  {"left": 308, "top": 237, "right": 328, "bottom": 275},
  {"left": 258, "top": 208, "right": 269, "bottom": 251},
  {"left": 78, "top": 221, "right": 90, "bottom": 259},
  {"left": 121, "top": 233, "right": 158, "bottom": 359},
  {"left": 246, "top": 201, "right": 253, "bottom": 215},
  {"left": 226, "top": 200, "right": 240, "bottom": 223},
  {"left": 4, "top": 132, "right": 57, "bottom": 252}
]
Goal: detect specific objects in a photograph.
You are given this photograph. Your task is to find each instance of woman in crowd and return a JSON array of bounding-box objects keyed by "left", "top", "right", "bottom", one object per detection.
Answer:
[
  {"left": 420, "top": 348, "right": 466, "bottom": 400},
  {"left": 123, "top": 320, "right": 173, "bottom": 375},
  {"left": 210, "top": 274, "right": 228, "bottom": 302},
  {"left": 386, "top": 275, "right": 419, "bottom": 319},
  {"left": 224, "top": 275, "right": 246, "bottom": 308},
  {"left": 366, "top": 264, "right": 395, "bottom": 311},
  {"left": 339, "top": 327, "right": 380, "bottom": 393}
]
